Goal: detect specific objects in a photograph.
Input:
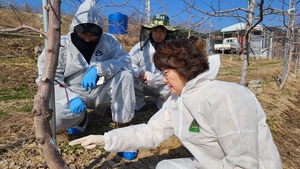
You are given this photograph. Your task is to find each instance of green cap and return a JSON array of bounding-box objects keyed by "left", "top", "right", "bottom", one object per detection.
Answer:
[{"left": 142, "top": 14, "right": 176, "bottom": 32}]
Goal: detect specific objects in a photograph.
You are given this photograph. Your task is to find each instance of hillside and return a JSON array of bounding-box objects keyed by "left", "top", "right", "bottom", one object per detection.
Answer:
[
  {"left": 0, "top": 9, "right": 140, "bottom": 55},
  {"left": 0, "top": 10, "right": 299, "bottom": 169}
]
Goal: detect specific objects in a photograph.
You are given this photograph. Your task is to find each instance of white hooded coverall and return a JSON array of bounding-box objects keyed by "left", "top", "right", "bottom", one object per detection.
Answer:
[
  {"left": 103, "top": 55, "right": 282, "bottom": 169},
  {"left": 129, "top": 40, "right": 170, "bottom": 111},
  {"left": 36, "top": 0, "right": 136, "bottom": 130}
]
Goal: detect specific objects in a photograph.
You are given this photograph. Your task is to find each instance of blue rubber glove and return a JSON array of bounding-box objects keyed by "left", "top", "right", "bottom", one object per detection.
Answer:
[
  {"left": 81, "top": 66, "right": 98, "bottom": 91},
  {"left": 119, "top": 151, "right": 138, "bottom": 160},
  {"left": 69, "top": 97, "right": 86, "bottom": 114}
]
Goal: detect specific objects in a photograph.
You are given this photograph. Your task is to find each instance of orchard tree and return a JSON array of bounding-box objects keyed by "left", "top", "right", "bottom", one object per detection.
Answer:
[
  {"left": 1, "top": 0, "right": 67, "bottom": 168},
  {"left": 30, "top": 0, "right": 67, "bottom": 168},
  {"left": 176, "top": 0, "right": 210, "bottom": 39},
  {"left": 279, "top": 0, "right": 299, "bottom": 89},
  {"left": 183, "top": 0, "right": 264, "bottom": 86}
]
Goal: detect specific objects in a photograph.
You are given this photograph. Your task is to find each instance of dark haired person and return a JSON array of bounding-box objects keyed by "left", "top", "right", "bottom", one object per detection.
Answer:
[
  {"left": 36, "top": 0, "right": 136, "bottom": 135},
  {"left": 129, "top": 14, "right": 177, "bottom": 112},
  {"left": 70, "top": 38, "right": 282, "bottom": 169}
]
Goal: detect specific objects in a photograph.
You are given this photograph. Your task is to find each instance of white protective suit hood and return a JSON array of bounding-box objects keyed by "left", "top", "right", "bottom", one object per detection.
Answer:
[
  {"left": 199, "top": 54, "right": 220, "bottom": 80},
  {"left": 182, "top": 54, "right": 220, "bottom": 93},
  {"left": 69, "top": 0, "right": 105, "bottom": 34}
]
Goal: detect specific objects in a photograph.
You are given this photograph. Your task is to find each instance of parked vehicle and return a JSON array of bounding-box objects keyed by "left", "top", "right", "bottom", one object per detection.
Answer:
[{"left": 214, "top": 37, "right": 241, "bottom": 54}]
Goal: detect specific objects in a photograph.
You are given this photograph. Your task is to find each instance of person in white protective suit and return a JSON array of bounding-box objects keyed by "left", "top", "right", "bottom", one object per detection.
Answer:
[
  {"left": 129, "top": 14, "right": 177, "bottom": 111},
  {"left": 36, "top": 0, "right": 136, "bottom": 135},
  {"left": 69, "top": 38, "right": 282, "bottom": 169}
]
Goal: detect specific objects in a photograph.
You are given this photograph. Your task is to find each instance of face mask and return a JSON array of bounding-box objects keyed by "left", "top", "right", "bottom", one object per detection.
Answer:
[{"left": 75, "top": 36, "right": 99, "bottom": 51}]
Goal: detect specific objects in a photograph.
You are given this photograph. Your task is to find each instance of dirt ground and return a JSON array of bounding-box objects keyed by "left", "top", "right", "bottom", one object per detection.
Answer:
[{"left": 0, "top": 53, "right": 299, "bottom": 168}]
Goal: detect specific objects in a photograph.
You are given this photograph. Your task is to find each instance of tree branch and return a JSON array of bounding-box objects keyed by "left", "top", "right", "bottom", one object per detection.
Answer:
[{"left": 0, "top": 25, "right": 47, "bottom": 37}]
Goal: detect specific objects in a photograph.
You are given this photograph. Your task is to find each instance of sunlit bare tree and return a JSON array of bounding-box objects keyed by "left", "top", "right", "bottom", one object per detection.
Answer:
[{"left": 182, "top": 0, "right": 299, "bottom": 88}]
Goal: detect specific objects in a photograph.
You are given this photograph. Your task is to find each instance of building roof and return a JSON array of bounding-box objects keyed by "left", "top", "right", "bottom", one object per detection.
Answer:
[{"left": 221, "top": 22, "right": 263, "bottom": 32}]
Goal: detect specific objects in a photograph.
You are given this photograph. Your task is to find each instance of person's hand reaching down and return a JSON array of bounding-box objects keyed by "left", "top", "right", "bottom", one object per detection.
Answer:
[{"left": 69, "top": 135, "right": 105, "bottom": 149}]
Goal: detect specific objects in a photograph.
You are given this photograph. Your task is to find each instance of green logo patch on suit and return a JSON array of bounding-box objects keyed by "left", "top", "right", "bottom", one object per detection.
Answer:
[{"left": 189, "top": 119, "right": 200, "bottom": 133}]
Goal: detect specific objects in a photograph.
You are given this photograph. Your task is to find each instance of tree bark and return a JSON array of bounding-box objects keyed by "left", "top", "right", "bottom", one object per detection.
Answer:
[
  {"left": 280, "top": 2, "right": 295, "bottom": 89},
  {"left": 32, "top": 0, "right": 69, "bottom": 168},
  {"left": 240, "top": 0, "right": 256, "bottom": 86}
]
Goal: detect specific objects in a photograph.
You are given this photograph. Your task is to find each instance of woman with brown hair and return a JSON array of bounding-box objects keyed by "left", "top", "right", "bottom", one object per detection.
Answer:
[{"left": 70, "top": 38, "right": 282, "bottom": 169}]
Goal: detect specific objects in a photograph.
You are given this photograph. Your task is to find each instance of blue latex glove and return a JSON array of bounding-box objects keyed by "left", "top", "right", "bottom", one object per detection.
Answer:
[
  {"left": 69, "top": 97, "right": 86, "bottom": 114},
  {"left": 119, "top": 151, "right": 138, "bottom": 160},
  {"left": 81, "top": 66, "right": 98, "bottom": 91}
]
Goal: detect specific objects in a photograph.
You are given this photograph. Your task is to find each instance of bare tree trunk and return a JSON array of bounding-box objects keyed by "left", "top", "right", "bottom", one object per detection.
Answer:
[
  {"left": 240, "top": 53, "right": 248, "bottom": 85},
  {"left": 32, "top": 0, "right": 69, "bottom": 168},
  {"left": 280, "top": 39, "right": 294, "bottom": 89},
  {"left": 280, "top": 2, "right": 295, "bottom": 89},
  {"left": 240, "top": 0, "right": 256, "bottom": 86}
]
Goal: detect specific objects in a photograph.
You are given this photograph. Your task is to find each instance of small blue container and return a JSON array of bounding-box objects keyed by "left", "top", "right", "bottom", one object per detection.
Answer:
[{"left": 108, "top": 12, "right": 128, "bottom": 34}]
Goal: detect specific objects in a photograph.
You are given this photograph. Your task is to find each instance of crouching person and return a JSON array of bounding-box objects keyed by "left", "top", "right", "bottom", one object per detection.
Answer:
[
  {"left": 69, "top": 38, "right": 282, "bottom": 168},
  {"left": 36, "top": 0, "right": 136, "bottom": 136},
  {"left": 129, "top": 14, "right": 177, "bottom": 111}
]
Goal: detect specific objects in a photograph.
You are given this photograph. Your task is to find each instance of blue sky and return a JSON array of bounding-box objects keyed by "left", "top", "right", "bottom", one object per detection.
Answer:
[{"left": 8, "top": 0, "right": 295, "bottom": 31}]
